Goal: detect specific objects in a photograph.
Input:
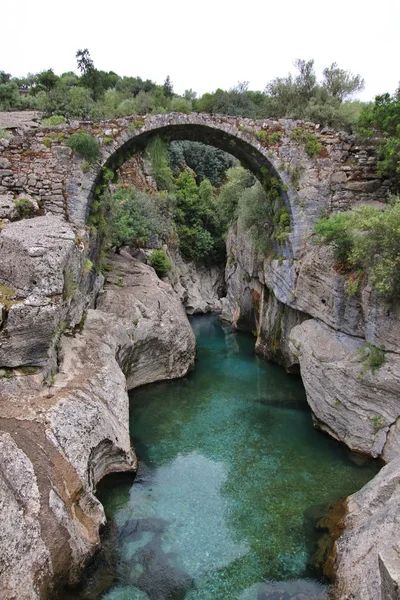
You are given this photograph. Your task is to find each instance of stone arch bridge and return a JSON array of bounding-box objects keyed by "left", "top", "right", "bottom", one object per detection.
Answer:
[{"left": 0, "top": 112, "right": 386, "bottom": 256}]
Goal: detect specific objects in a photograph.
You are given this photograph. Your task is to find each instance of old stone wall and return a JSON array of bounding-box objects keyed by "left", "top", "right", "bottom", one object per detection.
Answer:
[{"left": 0, "top": 112, "right": 388, "bottom": 257}]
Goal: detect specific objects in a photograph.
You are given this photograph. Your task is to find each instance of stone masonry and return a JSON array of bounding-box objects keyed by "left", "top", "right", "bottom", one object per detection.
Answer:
[{"left": 0, "top": 112, "right": 388, "bottom": 258}]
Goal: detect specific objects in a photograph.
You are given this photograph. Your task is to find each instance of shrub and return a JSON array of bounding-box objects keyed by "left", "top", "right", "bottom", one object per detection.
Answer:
[
  {"left": 256, "top": 130, "right": 267, "bottom": 142},
  {"left": 63, "top": 269, "right": 78, "bottom": 300},
  {"left": 147, "top": 137, "right": 175, "bottom": 191},
  {"left": 106, "top": 186, "right": 171, "bottom": 249},
  {"left": 149, "top": 249, "right": 171, "bottom": 277},
  {"left": 14, "top": 198, "right": 34, "bottom": 218},
  {"left": 42, "top": 137, "right": 52, "bottom": 148},
  {"left": 358, "top": 343, "right": 385, "bottom": 375},
  {"left": 83, "top": 258, "right": 93, "bottom": 274},
  {"left": 42, "top": 115, "right": 66, "bottom": 126},
  {"left": 314, "top": 198, "right": 400, "bottom": 300},
  {"left": 305, "top": 134, "right": 323, "bottom": 157},
  {"left": 268, "top": 131, "right": 282, "bottom": 144},
  {"left": 66, "top": 131, "right": 100, "bottom": 163}
]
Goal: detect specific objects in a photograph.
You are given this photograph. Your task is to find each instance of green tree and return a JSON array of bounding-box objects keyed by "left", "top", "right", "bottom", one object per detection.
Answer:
[
  {"left": 322, "top": 63, "right": 365, "bottom": 101},
  {"left": 76, "top": 48, "right": 103, "bottom": 100},
  {"left": 216, "top": 166, "right": 255, "bottom": 227},
  {"left": 149, "top": 249, "right": 171, "bottom": 276},
  {"left": 163, "top": 75, "right": 174, "bottom": 98},
  {"left": 107, "top": 187, "right": 171, "bottom": 250},
  {"left": 34, "top": 69, "right": 59, "bottom": 93}
]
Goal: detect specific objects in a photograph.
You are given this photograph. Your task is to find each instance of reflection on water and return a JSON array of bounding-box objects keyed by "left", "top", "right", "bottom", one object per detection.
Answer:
[{"left": 93, "top": 315, "right": 379, "bottom": 600}]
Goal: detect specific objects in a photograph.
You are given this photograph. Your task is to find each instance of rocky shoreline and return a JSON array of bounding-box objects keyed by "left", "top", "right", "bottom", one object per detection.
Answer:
[{"left": 0, "top": 238, "right": 195, "bottom": 599}]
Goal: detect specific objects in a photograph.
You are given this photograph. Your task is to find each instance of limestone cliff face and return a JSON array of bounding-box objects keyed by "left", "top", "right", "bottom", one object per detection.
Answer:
[
  {"left": 167, "top": 249, "right": 225, "bottom": 315},
  {"left": 0, "top": 222, "right": 196, "bottom": 599},
  {"left": 0, "top": 215, "right": 102, "bottom": 377},
  {"left": 222, "top": 219, "right": 400, "bottom": 460},
  {"left": 334, "top": 457, "right": 400, "bottom": 600},
  {"left": 223, "top": 217, "right": 400, "bottom": 600}
]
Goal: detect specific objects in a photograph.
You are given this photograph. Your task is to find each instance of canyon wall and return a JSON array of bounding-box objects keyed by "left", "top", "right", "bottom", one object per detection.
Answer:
[{"left": 221, "top": 219, "right": 400, "bottom": 599}]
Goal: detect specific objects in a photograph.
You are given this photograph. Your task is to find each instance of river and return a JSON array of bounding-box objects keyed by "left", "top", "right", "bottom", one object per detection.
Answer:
[{"left": 85, "top": 315, "right": 379, "bottom": 600}]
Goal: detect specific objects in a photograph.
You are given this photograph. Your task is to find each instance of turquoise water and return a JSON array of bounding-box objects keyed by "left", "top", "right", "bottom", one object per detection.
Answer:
[{"left": 96, "top": 315, "right": 379, "bottom": 600}]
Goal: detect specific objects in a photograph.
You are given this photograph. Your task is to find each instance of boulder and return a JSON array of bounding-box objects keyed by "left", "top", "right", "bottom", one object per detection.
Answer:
[{"left": 96, "top": 251, "right": 196, "bottom": 388}]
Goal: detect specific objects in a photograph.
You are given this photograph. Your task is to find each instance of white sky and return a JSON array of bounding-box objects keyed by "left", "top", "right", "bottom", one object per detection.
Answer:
[{"left": 2, "top": 0, "right": 399, "bottom": 101}]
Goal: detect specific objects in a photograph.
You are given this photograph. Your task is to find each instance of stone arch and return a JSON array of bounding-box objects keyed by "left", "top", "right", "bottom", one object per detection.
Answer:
[
  {"left": 0, "top": 112, "right": 385, "bottom": 259},
  {"left": 78, "top": 114, "right": 296, "bottom": 252}
]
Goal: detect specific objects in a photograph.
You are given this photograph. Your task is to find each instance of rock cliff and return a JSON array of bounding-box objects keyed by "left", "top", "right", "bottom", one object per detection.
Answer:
[
  {"left": 0, "top": 222, "right": 195, "bottom": 599},
  {"left": 221, "top": 216, "right": 400, "bottom": 599}
]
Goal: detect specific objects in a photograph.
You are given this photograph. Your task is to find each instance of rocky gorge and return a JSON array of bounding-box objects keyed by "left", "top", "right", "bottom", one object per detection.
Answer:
[{"left": 0, "top": 111, "right": 400, "bottom": 599}]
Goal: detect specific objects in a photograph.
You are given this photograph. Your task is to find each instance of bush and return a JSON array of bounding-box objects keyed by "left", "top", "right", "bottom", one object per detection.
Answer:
[
  {"left": 66, "top": 131, "right": 100, "bottom": 163},
  {"left": 357, "top": 343, "right": 385, "bottom": 374},
  {"left": 357, "top": 92, "right": 400, "bottom": 191},
  {"left": 149, "top": 249, "right": 171, "bottom": 277},
  {"left": 314, "top": 198, "right": 400, "bottom": 300},
  {"left": 42, "top": 115, "right": 66, "bottom": 126},
  {"left": 256, "top": 130, "right": 267, "bottom": 142},
  {"left": 215, "top": 166, "right": 255, "bottom": 227},
  {"left": 304, "top": 134, "right": 323, "bottom": 157},
  {"left": 168, "top": 140, "right": 235, "bottom": 186},
  {"left": 106, "top": 186, "right": 171, "bottom": 249},
  {"left": 14, "top": 198, "right": 34, "bottom": 218}
]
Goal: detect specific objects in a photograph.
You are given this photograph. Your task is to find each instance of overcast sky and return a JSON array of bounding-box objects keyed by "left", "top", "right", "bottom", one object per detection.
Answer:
[{"left": 2, "top": 0, "right": 398, "bottom": 101}]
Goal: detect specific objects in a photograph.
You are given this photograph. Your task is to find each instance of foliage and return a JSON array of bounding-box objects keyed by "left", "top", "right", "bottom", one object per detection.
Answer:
[
  {"left": 256, "top": 130, "right": 267, "bottom": 142},
  {"left": 237, "top": 181, "right": 275, "bottom": 254},
  {"left": 149, "top": 249, "right": 171, "bottom": 277},
  {"left": 357, "top": 343, "right": 385, "bottom": 375},
  {"left": 0, "top": 51, "right": 368, "bottom": 132},
  {"left": 216, "top": 166, "right": 255, "bottom": 227},
  {"left": 268, "top": 131, "right": 282, "bottom": 144},
  {"left": 314, "top": 198, "right": 400, "bottom": 300},
  {"left": 163, "top": 76, "right": 174, "bottom": 99},
  {"left": 105, "top": 186, "right": 171, "bottom": 249},
  {"left": 66, "top": 132, "right": 100, "bottom": 163},
  {"left": 83, "top": 258, "right": 93, "bottom": 274},
  {"left": 63, "top": 269, "right": 78, "bottom": 300},
  {"left": 147, "top": 137, "right": 175, "bottom": 191},
  {"left": 304, "top": 134, "right": 323, "bottom": 157},
  {"left": 42, "top": 115, "right": 66, "bottom": 126},
  {"left": 168, "top": 140, "right": 235, "bottom": 186},
  {"left": 322, "top": 63, "right": 365, "bottom": 101},
  {"left": 0, "top": 127, "right": 10, "bottom": 139},
  {"left": 357, "top": 90, "right": 400, "bottom": 191},
  {"left": 14, "top": 197, "right": 34, "bottom": 218},
  {"left": 173, "top": 170, "right": 224, "bottom": 262}
]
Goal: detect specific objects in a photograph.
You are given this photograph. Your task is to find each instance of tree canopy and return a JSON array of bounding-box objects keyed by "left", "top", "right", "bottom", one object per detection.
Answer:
[{"left": 0, "top": 50, "right": 369, "bottom": 131}]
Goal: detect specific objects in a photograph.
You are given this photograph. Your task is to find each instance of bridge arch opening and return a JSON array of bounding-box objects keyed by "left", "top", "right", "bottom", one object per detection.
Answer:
[{"left": 88, "top": 118, "right": 294, "bottom": 259}]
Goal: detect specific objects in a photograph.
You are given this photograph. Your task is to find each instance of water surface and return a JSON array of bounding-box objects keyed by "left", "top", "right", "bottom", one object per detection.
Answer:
[{"left": 97, "top": 315, "right": 379, "bottom": 600}]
